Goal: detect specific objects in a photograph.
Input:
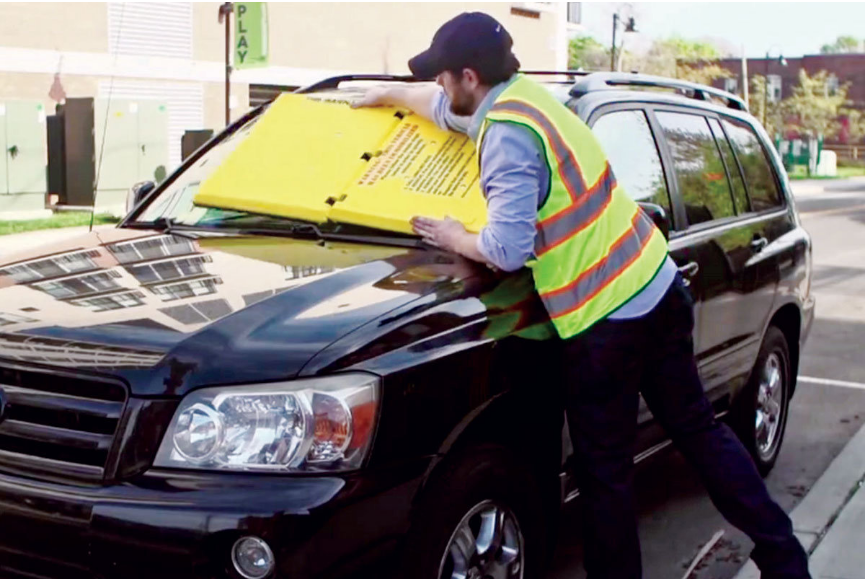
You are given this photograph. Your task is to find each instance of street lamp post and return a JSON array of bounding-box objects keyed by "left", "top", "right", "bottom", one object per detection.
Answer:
[
  {"left": 763, "top": 48, "right": 787, "bottom": 130},
  {"left": 218, "top": 2, "right": 233, "bottom": 127},
  {"left": 610, "top": 13, "right": 637, "bottom": 72}
]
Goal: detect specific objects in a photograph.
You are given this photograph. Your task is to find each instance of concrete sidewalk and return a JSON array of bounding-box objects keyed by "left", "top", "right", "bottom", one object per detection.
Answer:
[
  {"left": 734, "top": 425, "right": 865, "bottom": 579},
  {"left": 789, "top": 176, "right": 865, "bottom": 197}
]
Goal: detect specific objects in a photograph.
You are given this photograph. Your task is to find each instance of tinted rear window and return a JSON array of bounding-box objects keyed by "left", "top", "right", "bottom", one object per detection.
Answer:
[
  {"left": 721, "top": 118, "right": 783, "bottom": 212},
  {"left": 708, "top": 118, "right": 750, "bottom": 214},
  {"left": 656, "top": 111, "right": 736, "bottom": 227},
  {"left": 591, "top": 110, "right": 673, "bottom": 219}
]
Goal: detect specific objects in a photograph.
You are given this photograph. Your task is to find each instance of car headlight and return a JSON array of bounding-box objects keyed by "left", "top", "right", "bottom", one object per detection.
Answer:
[{"left": 154, "top": 373, "right": 379, "bottom": 472}]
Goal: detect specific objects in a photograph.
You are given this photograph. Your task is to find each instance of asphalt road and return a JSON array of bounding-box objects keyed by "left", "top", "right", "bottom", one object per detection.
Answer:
[{"left": 549, "top": 177, "right": 866, "bottom": 579}]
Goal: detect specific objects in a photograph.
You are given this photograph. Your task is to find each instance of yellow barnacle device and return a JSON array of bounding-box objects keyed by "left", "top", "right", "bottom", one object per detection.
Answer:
[{"left": 194, "top": 94, "right": 487, "bottom": 234}]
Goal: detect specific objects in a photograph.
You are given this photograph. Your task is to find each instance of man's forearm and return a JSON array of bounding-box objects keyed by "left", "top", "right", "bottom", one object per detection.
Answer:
[
  {"left": 370, "top": 85, "right": 440, "bottom": 121},
  {"left": 454, "top": 232, "right": 491, "bottom": 266}
]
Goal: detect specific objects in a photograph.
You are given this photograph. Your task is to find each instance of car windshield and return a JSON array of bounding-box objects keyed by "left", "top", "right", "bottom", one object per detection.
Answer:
[
  {"left": 129, "top": 82, "right": 430, "bottom": 236},
  {"left": 131, "top": 110, "right": 279, "bottom": 228},
  {"left": 128, "top": 103, "right": 405, "bottom": 238}
]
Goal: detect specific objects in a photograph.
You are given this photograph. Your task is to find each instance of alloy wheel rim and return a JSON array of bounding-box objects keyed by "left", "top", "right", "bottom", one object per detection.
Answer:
[
  {"left": 438, "top": 500, "right": 525, "bottom": 579},
  {"left": 755, "top": 352, "right": 785, "bottom": 461}
]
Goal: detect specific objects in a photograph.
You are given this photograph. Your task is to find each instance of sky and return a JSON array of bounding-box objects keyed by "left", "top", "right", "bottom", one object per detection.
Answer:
[{"left": 579, "top": 2, "right": 866, "bottom": 58}]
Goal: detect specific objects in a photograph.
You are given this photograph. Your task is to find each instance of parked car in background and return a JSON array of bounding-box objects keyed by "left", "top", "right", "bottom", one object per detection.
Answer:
[{"left": 0, "top": 72, "right": 813, "bottom": 579}]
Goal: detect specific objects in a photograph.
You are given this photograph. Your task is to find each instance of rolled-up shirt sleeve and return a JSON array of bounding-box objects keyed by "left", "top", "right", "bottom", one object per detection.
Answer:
[
  {"left": 430, "top": 88, "right": 471, "bottom": 134},
  {"left": 475, "top": 123, "right": 546, "bottom": 272}
]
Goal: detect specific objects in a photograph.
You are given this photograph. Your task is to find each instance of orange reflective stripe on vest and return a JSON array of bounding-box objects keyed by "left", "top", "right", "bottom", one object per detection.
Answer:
[{"left": 541, "top": 209, "right": 659, "bottom": 319}]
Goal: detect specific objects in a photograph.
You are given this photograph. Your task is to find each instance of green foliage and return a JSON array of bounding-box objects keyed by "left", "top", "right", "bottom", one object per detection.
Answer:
[
  {"left": 749, "top": 74, "right": 785, "bottom": 136},
  {"left": 0, "top": 212, "right": 119, "bottom": 236},
  {"left": 781, "top": 69, "right": 850, "bottom": 139},
  {"left": 627, "top": 36, "right": 732, "bottom": 84},
  {"left": 842, "top": 107, "right": 865, "bottom": 143},
  {"left": 820, "top": 35, "right": 864, "bottom": 54},
  {"left": 568, "top": 35, "right": 609, "bottom": 71}
]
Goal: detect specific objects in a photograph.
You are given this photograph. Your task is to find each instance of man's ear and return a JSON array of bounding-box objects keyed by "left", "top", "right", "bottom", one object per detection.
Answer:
[{"left": 462, "top": 67, "right": 481, "bottom": 89}]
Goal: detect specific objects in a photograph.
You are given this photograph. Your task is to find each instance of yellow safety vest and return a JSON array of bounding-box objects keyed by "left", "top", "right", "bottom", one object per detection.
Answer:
[{"left": 478, "top": 76, "right": 669, "bottom": 339}]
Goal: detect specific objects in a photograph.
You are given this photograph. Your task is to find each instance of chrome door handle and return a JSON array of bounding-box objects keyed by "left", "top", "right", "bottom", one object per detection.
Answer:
[
  {"left": 678, "top": 261, "right": 699, "bottom": 278},
  {"left": 750, "top": 237, "right": 769, "bottom": 252},
  {"left": 677, "top": 261, "right": 699, "bottom": 286}
]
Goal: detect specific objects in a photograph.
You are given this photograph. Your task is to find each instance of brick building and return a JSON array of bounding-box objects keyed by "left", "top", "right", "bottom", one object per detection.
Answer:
[{"left": 710, "top": 53, "right": 865, "bottom": 146}]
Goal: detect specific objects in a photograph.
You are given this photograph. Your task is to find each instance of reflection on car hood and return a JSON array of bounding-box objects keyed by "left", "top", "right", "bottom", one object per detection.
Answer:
[{"left": 0, "top": 227, "right": 471, "bottom": 395}]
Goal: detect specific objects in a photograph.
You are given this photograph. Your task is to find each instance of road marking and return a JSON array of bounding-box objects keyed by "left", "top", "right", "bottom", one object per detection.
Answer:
[
  {"left": 799, "top": 376, "right": 866, "bottom": 390},
  {"left": 682, "top": 529, "right": 725, "bottom": 579},
  {"left": 800, "top": 204, "right": 865, "bottom": 218}
]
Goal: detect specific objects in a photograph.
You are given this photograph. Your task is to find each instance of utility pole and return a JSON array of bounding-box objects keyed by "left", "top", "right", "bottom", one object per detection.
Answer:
[
  {"left": 763, "top": 49, "right": 787, "bottom": 130},
  {"left": 611, "top": 13, "right": 618, "bottom": 72},
  {"left": 741, "top": 46, "right": 749, "bottom": 109},
  {"left": 610, "top": 13, "right": 637, "bottom": 72},
  {"left": 218, "top": 2, "right": 233, "bottom": 126}
]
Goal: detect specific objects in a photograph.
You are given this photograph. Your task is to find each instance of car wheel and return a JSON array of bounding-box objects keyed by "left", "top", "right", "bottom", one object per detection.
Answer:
[
  {"left": 732, "top": 326, "right": 791, "bottom": 477},
  {"left": 397, "top": 445, "right": 548, "bottom": 579}
]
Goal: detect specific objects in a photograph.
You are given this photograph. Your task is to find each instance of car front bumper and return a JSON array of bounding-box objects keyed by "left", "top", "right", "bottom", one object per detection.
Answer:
[{"left": 0, "top": 461, "right": 428, "bottom": 579}]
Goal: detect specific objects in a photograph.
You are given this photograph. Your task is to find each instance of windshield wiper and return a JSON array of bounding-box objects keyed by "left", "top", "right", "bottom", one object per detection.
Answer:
[{"left": 124, "top": 216, "right": 426, "bottom": 248}]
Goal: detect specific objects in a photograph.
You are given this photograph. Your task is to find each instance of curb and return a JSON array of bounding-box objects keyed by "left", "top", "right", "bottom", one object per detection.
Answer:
[{"left": 732, "top": 425, "right": 865, "bottom": 578}]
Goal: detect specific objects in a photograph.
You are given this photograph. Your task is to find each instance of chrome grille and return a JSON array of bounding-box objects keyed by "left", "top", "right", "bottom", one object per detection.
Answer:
[{"left": 0, "top": 365, "right": 126, "bottom": 482}]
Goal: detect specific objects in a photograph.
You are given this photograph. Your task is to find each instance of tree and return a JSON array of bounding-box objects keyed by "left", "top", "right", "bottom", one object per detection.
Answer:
[
  {"left": 749, "top": 74, "right": 785, "bottom": 137},
  {"left": 841, "top": 107, "right": 865, "bottom": 144},
  {"left": 568, "top": 36, "right": 609, "bottom": 71},
  {"left": 820, "top": 35, "right": 864, "bottom": 54},
  {"left": 625, "top": 37, "right": 732, "bottom": 84},
  {"left": 781, "top": 69, "right": 850, "bottom": 139}
]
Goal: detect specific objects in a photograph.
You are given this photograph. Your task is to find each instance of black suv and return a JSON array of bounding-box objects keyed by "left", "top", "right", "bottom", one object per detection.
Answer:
[{"left": 0, "top": 72, "right": 814, "bottom": 579}]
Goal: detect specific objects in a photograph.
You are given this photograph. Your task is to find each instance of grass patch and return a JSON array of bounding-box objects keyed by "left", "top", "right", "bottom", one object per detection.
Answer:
[
  {"left": 787, "top": 165, "right": 866, "bottom": 180},
  {"left": 0, "top": 212, "right": 120, "bottom": 236}
]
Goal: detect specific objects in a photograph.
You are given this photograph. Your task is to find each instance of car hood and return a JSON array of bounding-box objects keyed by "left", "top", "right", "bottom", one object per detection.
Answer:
[{"left": 0, "top": 227, "right": 474, "bottom": 395}]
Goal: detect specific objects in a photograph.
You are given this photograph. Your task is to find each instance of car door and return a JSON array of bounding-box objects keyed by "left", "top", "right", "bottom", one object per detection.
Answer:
[
  {"left": 589, "top": 106, "right": 688, "bottom": 451},
  {"left": 651, "top": 108, "right": 780, "bottom": 399}
]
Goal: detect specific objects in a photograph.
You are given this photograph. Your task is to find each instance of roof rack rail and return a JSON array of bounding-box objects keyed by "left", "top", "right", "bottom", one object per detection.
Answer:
[
  {"left": 296, "top": 74, "right": 420, "bottom": 94},
  {"left": 570, "top": 72, "right": 747, "bottom": 111},
  {"left": 521, "top": 70, "right": 591, "bottom": 78},
  {"left": 299, "top": 70, "right": 596, "bottom": 94}
]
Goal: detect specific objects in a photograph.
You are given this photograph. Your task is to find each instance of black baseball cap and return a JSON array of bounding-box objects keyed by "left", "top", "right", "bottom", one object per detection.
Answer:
[{"left": 409, "top": 12, "right": 521, "bottom": 81}]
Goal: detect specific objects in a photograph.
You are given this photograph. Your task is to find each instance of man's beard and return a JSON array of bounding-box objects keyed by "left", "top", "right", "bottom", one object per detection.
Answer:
[{"left": 449, "top": 88, "right": 476, "bottom": 116}]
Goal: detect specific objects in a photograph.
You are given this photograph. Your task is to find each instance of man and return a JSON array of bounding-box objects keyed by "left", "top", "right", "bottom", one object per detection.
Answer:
[{"left": 356, "top": 12, "right": 810, "bottom": 579}]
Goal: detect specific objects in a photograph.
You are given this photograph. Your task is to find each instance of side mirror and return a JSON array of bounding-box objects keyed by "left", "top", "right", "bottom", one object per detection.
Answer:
[
  {"left": 126, "top": 181, "right": 156, "bottom": 214},
  {"left": 637, "top": 202, "right": 671, "bottom": 240}
]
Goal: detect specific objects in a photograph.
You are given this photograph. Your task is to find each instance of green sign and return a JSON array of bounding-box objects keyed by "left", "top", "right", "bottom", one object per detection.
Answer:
[{"left": 235, "top": 2, "right": 268, "bottom": 69}]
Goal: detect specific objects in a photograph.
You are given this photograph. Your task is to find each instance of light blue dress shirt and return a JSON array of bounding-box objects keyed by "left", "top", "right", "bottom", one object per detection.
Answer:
[{"left": 429, "top": 77, "right": 677, "bottom": 319}]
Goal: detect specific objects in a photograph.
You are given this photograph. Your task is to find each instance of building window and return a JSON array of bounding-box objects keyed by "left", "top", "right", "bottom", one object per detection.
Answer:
[
  {"left": 0, "top": 250, "right": 99, "bottom": 283},
  {"left": 71, "top": 291, "right": 146, "bottom": 312},
  {"left": 33, "top": 270, "right": 123, "bottom": 299},
  {"left": 0, "top": 313, "right": 37, "bottom": 327},
  {"left": 827, "top": 74, "right": 840, "bottom": 96},
  {"left": 767, "top": 75, "right": 782, "bottom": 102},
  {"left": 724, "top": 78, "right": 739, "bottom": 94},
  {"left": 127, "top": 255, "right": 212, "bottom": 285},
  {"left": 108, "top": 235, "right": 197, "bottom": 264},
  {"left": 285, "top": 266, "right": 335, "bottom": 280},
  {"left": 149, "top": 277, "right": 222, "bottom": 301},
  {"left": 567, "top": 3, "right": 582, "bottom": 24}
]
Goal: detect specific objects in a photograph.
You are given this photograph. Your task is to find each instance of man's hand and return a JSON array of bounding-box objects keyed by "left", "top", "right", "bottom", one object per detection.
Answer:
[
  {"left": 351, "top": 85, "right": 441, "bottom": 117},
  {"left": 351, "top": 86, "right": 394, "bottom": 109},
  {"left": 412, "top": 216, "right": 492, "bottom": 266},
  {"left": 411, "top": 216, "right": 466, "bottom": 251}
]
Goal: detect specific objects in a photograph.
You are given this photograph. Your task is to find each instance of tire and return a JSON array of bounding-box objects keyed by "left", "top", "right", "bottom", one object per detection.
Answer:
[
  {"left": 396, "top": 445, "right": 549, "bottom": 579},
  {"left": 731, "top": 326, "right": 792, "bottom": 477}
]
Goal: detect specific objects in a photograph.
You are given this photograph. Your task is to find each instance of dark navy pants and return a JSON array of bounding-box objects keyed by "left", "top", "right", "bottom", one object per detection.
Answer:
[{"left": 562, "top": 275, "right": 810, "bottom": 579}]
